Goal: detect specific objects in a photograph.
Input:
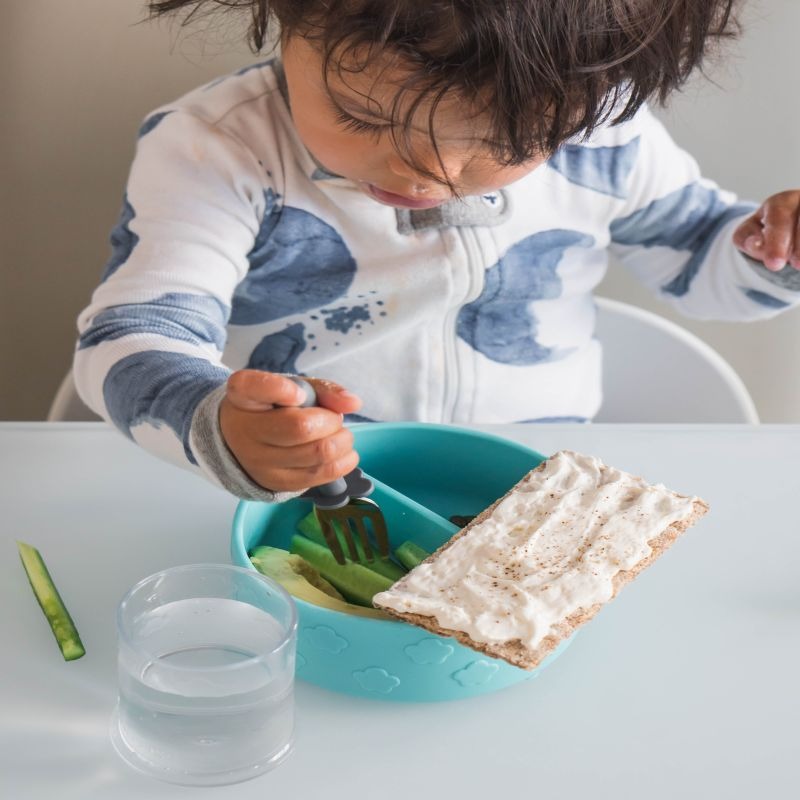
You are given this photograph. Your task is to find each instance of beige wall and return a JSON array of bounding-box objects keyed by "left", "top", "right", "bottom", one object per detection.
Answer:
[
  {"left": 0, "top": 1, "right": 255, "bottom": 419},
  {"left": 2, "top": 1, "right": 798, "bottom": 420}
]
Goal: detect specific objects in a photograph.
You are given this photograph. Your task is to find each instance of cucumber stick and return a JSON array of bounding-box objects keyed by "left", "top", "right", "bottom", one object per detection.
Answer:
[
  {"left": 290, "top": 535, "right": 394, "bottom": 607},
  {"left": 17, "top": 541, "right": 85, "bottom": 661},
  {"left": 395, "top": 541, "right": 431, "bottom": 570},
  {"left": 296, "top": 510, "right": 407, "bottom": 581}
]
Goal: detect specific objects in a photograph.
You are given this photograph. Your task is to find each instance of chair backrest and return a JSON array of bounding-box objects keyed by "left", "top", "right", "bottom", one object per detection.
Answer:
[
  {"left": 593, "top": 296, "right": 759, "bottom": 423},
  {"left": 48, "top": 298, "right": 760, "bottom": 423},
  {"left": 47, "top": 371, "right": 100, "bottom": 422}
]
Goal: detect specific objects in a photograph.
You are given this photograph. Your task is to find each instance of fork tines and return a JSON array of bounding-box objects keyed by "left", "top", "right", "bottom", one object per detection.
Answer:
[{"left": 315, "top": 497, "right": 390, "bottom": 566}]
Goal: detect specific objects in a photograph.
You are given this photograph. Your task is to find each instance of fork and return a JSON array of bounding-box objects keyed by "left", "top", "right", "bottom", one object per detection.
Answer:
[{"left": 287, "top": 377, "right": 390, "bottom": 566}]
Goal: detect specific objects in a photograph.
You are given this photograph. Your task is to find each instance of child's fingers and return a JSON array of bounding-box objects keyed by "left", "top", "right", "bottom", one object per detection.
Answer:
[
  {"left": 262, "top": 427, "right": 354, "bottom": 469},
  {"left": 733, "top": 215, "right": 766, "bottom": 259},
  {"left": 225, "top": 370, "right": 307, "bottom": 411},
  {"left": 234, "top": 430, "right": 359, "bottom": 492},
  {"left": 791, "top": 204, "right": 800, "bottom": 270},
  {"left": 226, "top": 371, "right": 362, "bottom": 414},
  {"left": 733, "top": 192, "right": 800, "bottom": 271},
  {"left": 242, "top": 405, "right": 347, "bottom": 447},
  {"left": 220, "top": 371, "right": 363, "bottom": 492},
  {"left": 760, "top": 196, "right": 795, "bottom": 271},
  {"left": 219, "top": 399, "right": 358, "bottom": 490},
  {"left": 307, "top": 377, "right": 363, "bottom": 415},
  {"left": 252, "top": 449, "right": 361, "bottom": 493}
]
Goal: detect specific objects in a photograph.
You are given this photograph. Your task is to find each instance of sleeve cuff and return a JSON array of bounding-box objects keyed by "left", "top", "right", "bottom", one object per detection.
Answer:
[
  {"left": 190, "top": 383, "right": 306, "bottom": 503},
  {"left": 745, "top": 257, "right": 800, "bottom": 292}
]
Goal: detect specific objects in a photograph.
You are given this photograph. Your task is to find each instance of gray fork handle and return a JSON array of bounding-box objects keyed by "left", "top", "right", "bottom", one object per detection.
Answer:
[{"left": 285, "top": 376, "right": 373, "bottom": 508}]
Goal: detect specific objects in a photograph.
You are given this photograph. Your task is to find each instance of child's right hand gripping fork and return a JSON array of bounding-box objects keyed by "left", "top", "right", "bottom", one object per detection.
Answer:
[{"left": 287, "top": 377, "right": 390, "bottom": 566}]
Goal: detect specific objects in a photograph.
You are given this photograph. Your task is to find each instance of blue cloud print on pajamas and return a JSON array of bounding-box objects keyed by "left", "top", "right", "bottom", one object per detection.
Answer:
[
  {"left": 137, "top": 110, "right": 172, "bottom": 139},
  {"left": 247, "top": 322, "right": 308, "bottom": 374},
  {"left": 231, "top": 190, "right": 356, "bottom": 325},
  {"left": 741, "top": 259, "right": 800, "bottom": 307},
  {"left": 740, "top": 288, "right": 789, "bottom": 309},
  {"left": 232, "top": 190, "right": 357, "bottom": 372},
  {"left": 457, "top": 229, "right": 594, "bottom": 365},
  {"left": 101, "top": 194, "right": 139, "bottom": 282},
  {"left": 610, "top": 182, "right": 756, "bottom": 296},
  {"left": 103, "top": 110, "right": 177, "bottom": 280},
  {"left": 548, "top": 137, "right": 640, "bottom": 198}
]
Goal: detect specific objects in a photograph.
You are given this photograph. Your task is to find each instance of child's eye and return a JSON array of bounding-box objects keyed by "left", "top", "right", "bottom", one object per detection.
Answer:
[{"left": 334, "top": 109, "right": 387, "bottom": 136}]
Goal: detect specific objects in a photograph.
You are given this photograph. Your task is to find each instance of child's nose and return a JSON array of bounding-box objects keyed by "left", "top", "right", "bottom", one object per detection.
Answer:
[{"left": 387, "top": 150, "right": 466, "bottom": 185}]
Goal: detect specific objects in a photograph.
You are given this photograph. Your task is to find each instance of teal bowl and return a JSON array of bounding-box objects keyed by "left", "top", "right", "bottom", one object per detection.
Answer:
[{"left": 231, "top": 423, "right": 573, "bottom": 702}]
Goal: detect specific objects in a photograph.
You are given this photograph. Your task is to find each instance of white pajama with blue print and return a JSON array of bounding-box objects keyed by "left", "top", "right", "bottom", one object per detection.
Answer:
[{"left": 74, "top": 60, "right": 800, "bottom": 501}]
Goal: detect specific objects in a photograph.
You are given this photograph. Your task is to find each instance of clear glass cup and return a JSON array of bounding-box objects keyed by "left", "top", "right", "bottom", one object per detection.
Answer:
[{"left": 110, "top": 563, "right": 297, "bottom": 786}]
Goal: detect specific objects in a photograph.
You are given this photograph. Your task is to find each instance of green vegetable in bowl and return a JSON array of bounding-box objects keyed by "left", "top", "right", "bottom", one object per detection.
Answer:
[
  {"left": 395, "top": 541, "right": 431, "bottom": 570},
  {"left": 250, "top": 545, "right": 390, "bottom": 620},
  {"left": 17, "top": 541, "right": 85, "bottom": 661},
  {"left": 290, "top": 535, "right": 394, "bottom": 607},
  {"left": 296, "top": 510, "right": 407, "bottom": 581}
]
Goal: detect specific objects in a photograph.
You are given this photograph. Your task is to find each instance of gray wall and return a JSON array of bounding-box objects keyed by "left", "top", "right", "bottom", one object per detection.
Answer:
[{"left": 2, "top": 0, "right": 798, "bottom": 420}]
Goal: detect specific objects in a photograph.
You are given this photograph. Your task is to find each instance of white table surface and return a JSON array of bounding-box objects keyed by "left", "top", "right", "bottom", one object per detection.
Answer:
[{"left": 2, "top": 422, "right": 798, "bottom": 800}]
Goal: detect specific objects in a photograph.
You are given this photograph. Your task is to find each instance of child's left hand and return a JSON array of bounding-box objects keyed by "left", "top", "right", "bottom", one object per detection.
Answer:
[{"left": 733, "top": 190, "right": 800, "bottom": 271}]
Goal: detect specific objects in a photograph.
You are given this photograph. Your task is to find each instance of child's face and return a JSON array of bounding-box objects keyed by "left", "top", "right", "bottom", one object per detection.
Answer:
[{"left": 282, "top": 36, "right": 544, "bottom": 209}]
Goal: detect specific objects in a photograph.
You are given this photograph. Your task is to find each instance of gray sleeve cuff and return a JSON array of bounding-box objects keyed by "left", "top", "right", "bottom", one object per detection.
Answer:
[
  {"left": 190, "top": 383, "right": 305, "bottom": 503},
  {"left": 746, "top": 257, "right": 800, "bottom": 291}
]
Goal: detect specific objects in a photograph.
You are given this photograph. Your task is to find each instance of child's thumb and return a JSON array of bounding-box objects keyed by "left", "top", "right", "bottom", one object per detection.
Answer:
[{"left": 224, "top": 370, "right": 307, "bottom": 412}]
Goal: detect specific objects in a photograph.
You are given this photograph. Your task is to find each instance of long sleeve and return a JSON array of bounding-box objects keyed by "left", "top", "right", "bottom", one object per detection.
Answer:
[
  {"left": 608, "top": 107, "right": 800, "bottom": 320},
  {"left": 74, "top": 108, "right": 297, "bottom": 501}
]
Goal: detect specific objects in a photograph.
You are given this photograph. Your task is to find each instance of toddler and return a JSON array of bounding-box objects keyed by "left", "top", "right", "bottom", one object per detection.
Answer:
[{"left": 75, "top": 0, "right": 800, "bottom": 501}]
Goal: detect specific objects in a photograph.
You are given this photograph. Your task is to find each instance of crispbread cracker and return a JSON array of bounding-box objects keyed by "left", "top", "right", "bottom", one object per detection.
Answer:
[{"left": 373, "top": 453, "right": 709, "bottom": 670}]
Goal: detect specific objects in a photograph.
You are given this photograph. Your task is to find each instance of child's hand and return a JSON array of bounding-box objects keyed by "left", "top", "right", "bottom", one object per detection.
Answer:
[
  {"left": 733, "top": 190, "right": 800, "bottom": 271},
  {"left": 219, "top": 370, "right": 362, "bottom": 492}
]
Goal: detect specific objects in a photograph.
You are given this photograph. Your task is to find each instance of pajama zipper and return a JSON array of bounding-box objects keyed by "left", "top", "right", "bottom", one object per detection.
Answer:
[{"left": 442, "top": 226, "right": 485, "bottom": 422}]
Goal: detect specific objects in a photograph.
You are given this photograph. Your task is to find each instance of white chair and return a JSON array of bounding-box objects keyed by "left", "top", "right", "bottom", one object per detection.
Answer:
[
  {"left": 47, "top": 299, "right": 760, "bottom": 423},
  {"left": 593, "top": 296, "right": 759, "bottom": 423},
  {"left": 47, "top": 371, "right": 100, "bottom": 422}
]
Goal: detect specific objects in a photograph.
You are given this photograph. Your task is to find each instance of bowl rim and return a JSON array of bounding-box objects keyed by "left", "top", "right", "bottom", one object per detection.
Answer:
[{"left": 347, "top": 421, "right": 546, "bottom": 461}]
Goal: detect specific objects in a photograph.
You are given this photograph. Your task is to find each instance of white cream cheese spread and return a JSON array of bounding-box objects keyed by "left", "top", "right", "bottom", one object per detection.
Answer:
[{"left": 373, "top": 450, "right": 701, "bottom": 650}]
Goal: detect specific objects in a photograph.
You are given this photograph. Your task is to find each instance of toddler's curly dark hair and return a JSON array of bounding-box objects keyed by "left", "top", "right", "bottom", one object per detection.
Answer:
[{"left": 148, "top": 0, "right": 739, "bottom": 166}]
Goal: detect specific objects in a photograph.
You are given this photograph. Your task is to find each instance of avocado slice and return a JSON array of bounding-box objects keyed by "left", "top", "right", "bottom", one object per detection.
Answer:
[
  {"left": 250, "top": 546, "right": 390, "bottom": 620},
  {"left": 297, "top": 510, "right": 407, "bottom": 581},
  {"left": 395, "top": 541, "right": 431, "bottom": 570},
  {"left": 252, "top": 546, "right": 344, "bottom": 599},
  {"left": 290, "top": 535, "right": 395, "bottom": 607}
]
